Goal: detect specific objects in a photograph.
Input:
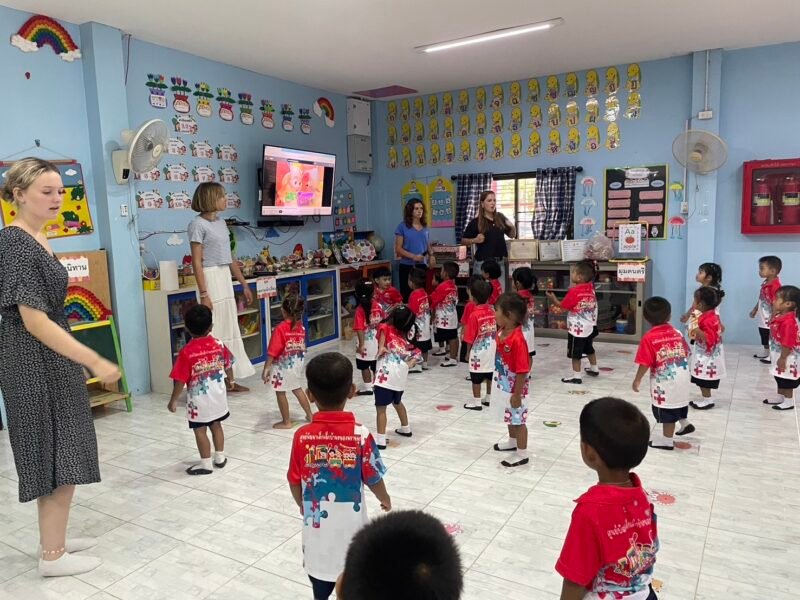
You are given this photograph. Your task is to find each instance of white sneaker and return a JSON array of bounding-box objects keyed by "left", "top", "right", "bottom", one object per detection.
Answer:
[
  {"left": 39, "top": 552, "right": 101, "bottom": 577},
  {"left": 409, "top": 364, "right": 423, "bottom": 373},
  {"left": 440, "top": 357, "right": 458, "bottom": 367},
  {"left": 421, "top": 362, "right": 430, "bottom": 371}
]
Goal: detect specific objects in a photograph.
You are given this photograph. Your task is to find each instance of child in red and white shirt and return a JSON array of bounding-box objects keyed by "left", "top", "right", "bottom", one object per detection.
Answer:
[
  {"left": 458, "top": 275, "right": 484, "bottom": 367},
  {"left": 750, "top": 255, "right": 782, "bottom": 363},
  {"left": 481, "top": 259, "right": 503, "bottom": 305},
  {"left": 262, "top": 295, "right": 313, "bottom": 429},
  {"left": 407, "top": 268, "right": 432, "bottom": 372},
  {"left": 169, "top": 304, "right": 233, "bottom": 475},
  {"left": 491, "top": 293, "right": 531, "bottom": 468},
  {"left": 764, "top": 285, "right": 800, "bottom": 411},
  {"left": 547, "top": 260, "right": 599, "bottom": 384},
  {"left": 512, "top": 266, "right": 538, "bottom": 359},
  {"left": 373, "top": 306, "right": 422, "bottom": 449},
  {"left": 556, "top": 397, "right": 659, "bottom": 600},
  {"left": 689, "top": 287, "right": 726, "bottom": 412},
  {"left": 430, "top": 261, "right": 460, "bottom": 367},
  {"left": 353, "top": 280, "right": 386, "bottom": 396},
  {"left": 633, "top": 297, "right": 692, "bottom": 451},
  {"left": 373, "top": 266, "right": 403, "bottom": 314},
  {"left": 463, "top": 279, "right": 497, "bottom": 411}
]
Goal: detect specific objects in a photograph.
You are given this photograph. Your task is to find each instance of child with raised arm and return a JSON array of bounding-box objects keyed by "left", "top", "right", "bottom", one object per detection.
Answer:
[
  {"left": 463, "top": 279, "right": 496, "bottom": 411},
  {"left": 750, "top": 255, "right": 782, "bottom": 363}
]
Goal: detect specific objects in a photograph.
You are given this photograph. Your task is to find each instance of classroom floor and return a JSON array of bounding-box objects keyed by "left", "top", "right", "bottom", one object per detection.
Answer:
[{"left": 0, "top": 339, "right": 798, "bottom": 599}]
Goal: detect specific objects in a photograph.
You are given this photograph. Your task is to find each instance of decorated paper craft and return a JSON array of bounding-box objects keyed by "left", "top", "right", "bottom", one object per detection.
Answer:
[
  {"left": 428, "top": 176, "right": 455, "bottom": 228},
  {"left": 606, "top": 123, "right": 621, "bottom": 149},
  {"left": 260, "top": 100, "right": 275, "bottom": 129},
  {"left": 528, "top": 104, "right": 543, "bottom": 129},
  {"left": 193, "top": 82, "right": 213, "bottom": 117},
  {"left": 604, "top": 96, "right": 620, "bottom": 122},
  {"left": 566, "top": 128, "right": 580, "bottom": 154},
  {"left": 192, "top": 165, "right": 216, "bottom": 182},
  {"left": 414, "top": 120, "right": 425, "bottom": 142},
  {"left": 603, "top": 165, "right": 667, "bottom": 239},
  {"left": 565, "top": 72, "right": 578, "bottom": 99},
  {"left": 474, "top": 138, "right": 487, "bottom": 161},
  {"left": 163, "top": 163, "right": 189, "bottom": 182},
  {"left": 387, "top": 147, "right": 398, "bottom": 169},
  {"left": 1, "top": 161, "right": 93, "bottom": 237},
  {"left": 547, "top": 103, "right": 561, "bottom": 128},
  {"left": 135, "top": 190, "right": 164, "bottom": 209},
  {"left": 492, "top": 135, "right": 504, "bottom": 160},
  {"left": 166, "top": 191, "right": 192, "bottom": 209},
  {"left": 215, "top": 143, "right": 238, "bottom": 161},
  {"left": 527, "top": 78, "right": 540, "bottom": 103},
  {"left": 401, "top": 179, "right": 428, "bottom": 215},
  {"left": 64, "top": 286, "right": 111, "bottom": 323},
  {"left": 475, "top": 87, "right": 486, "bottom": 111},
  {"left": 225, "top": 192, "right": 241, "bottom": 209},
  {"left": 491, "top": 110, "right": 503, "bottom": 134},
  {"left": 566, "top": 100, "right": 579, "bottom": 127},
  {"left": 281, "top": 104, "right": 294, "bottom": 131},
  {"left": 509, "top": 81, "right": 522, "bottom": 106},
  {"left": 388, "top": 124, "right": 397, "bottom": 145},
  {"left": 458, "top": 90, "right": 469, "bottom": 112},
  {"left": 387, "top": 101, "right": 397, "bottom": 122},
  {"left": 444, "top": 141, "right": 455, "bottom": 164},
  {"left": 238, "top": 93, "right": 254, "bottom": 125},
  {"left": 548, "top": 129, "right": 561, "bottom": 155},
  {"left": 429, "top": 142, "right": 441, "bottom": 165},
  {"left": 299, "top": 108, "right": 312, "bottom": 134},
  {"left": 333, "top": 180, "right": 357, "bottom": 236},
  {"left": 401, "top": 146, "right": 412, "bottom": 168},
  {"left": 145, "top": 74, "right": 168, "bottom": 108},
  {"left": 580, "top": 216, "right": 596, "bottom": 235},
  {"left": 170, "top": 77, "right": 191, "bottom": 113},
  {"left": 415, "top": 144, "right": 426, "bottom": 167},
  {"left": 527, "top": 131, "right": 541, "bottom": 156},
  {"left": 313, "top": 97, "right": 335, "bottom": 127},
  {"left": 585, "top": 69, "right": 599, "bottom": 97},
  {"left": 412, "top": 97, "right": 424, "bottom": 120},
  {"left": 442, "top": 92, "right": 453, "bottom": 115},
  {"left": 167, "top": 137, "right": 187, "bottom": 156},
  {"left": 605, "top": 67, "right": 620, "bottom": 95},
  {"left": 134, "top": 167, "right": 160, "bottom": 181},
  {"left": 509, "top": 107, "right": 522, "bottom": 132},
  {"left": 427, "top": 94, "right": 438, "bottom": 116},
  {"left": 459, "top": 114, "right": 470, "bottom": 137},
  {"left": 428, "top": 118, "right": 439, "bottom": 141},
  {"left": 172, "top": 114, "right": 198, "bottom": 134},
  {"left": 624, "top": 92, "right": 641, "bottom": 120},
  {"left": 400, "top": 98, "right": 410, "bottom": 121},
  {"left": 585, "top": 98, "right": 599, "bottom": 124},
  {"left": 491, "top": 84, "right": 504, "bottom": 109},
  {"left": 669, "top": 215, "right": 686, "bottom": 239},
  {"left": 581, "top": 179, "right": 597, "bottom": 215},
  {"left": 626, "top": 63, "right": 642, "bottom": 91},
  {"left": 509, "top": 133, "right": 522, "bottom": 159},
  {"left": 459, "top": 139, "right": 471, "bottom": 162},
  {"left": 217, "top": 167, "right": 239, "bottom": 184},
  {"left": 476, "top": 112, "right": 487, "bottom": 136},
  {"left": 443, "top": 116, "right": 454, "bottom": 139},
  {"left": 546, "top": 75, "right": 559, "bottom": 101},
  {"left": 190, "top": 140, "right": 213, "bottom": 159},
  {"left": 400, "top": 122, "right": 411, "bottom": 144},
  {"left": 11, "top": 15, "right": 81, "bottom": 62}
]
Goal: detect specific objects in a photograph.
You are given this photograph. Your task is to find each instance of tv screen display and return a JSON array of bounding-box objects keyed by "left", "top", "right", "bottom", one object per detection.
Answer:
[{"left": 260, "top": 145, "right": 335, "bottom": 217}]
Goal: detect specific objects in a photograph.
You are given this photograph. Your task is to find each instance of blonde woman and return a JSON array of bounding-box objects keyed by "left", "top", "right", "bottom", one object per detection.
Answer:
[
  {"left": 461, "top": 190, "right": 515, "bottom": 286},
  {"left": 188, "top": 182, "right": 255, "bottom": 390},
  {"left": 0, "top": 158, "right": 120, "bottom": 576}
]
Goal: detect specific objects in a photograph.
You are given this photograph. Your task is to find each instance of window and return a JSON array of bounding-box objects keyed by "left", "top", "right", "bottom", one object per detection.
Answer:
[{"left": 491, "top": 175, "right": 537, "bottom": 239}]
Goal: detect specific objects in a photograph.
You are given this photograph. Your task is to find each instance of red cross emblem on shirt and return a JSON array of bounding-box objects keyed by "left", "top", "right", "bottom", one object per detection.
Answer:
[
  {"left": 188, "top": 406, "right": 198, "bottom": 419},
  {"left": 705, "top": 364, "right": 717, "bottom": 379},
  {"left": 775, "top": 364, "right": 785, "bottom": 375},
  {"left": 654, "top": 387, "right": 666, "bottom": 405},
  {"left": 791, "top": 364, "right": 799, "bottom": 378},
  {"left": 377, "top": 371, "right": 389, "bottom": 384},
  {"left": 573, "top": 323, "right": 584, "bottom": 336},
  {"left": 693, "top": 364, "right": 704, "bottom": 376}
]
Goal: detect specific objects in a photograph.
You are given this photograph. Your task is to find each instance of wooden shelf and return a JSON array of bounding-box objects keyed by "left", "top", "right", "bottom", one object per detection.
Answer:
[
  {"left": 89, "top": 389, "right": 130, "bottom": 409},
  {"left": 237, "top": 308, "right": 260, "bottom": 316},
  {"left": 307, "top": 293, "right": 332, "bottom": 301},
  {"left": 241, "top": 331, "right": 261, "bottom": 339},
  {"left": 308, "top": 313, "right": 334, "bottom": 322}
]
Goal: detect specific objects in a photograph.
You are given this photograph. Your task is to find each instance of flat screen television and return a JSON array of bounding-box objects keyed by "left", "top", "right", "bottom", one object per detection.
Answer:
[{"left": 260, "top": 145, "right": 335, "bottom": 218}]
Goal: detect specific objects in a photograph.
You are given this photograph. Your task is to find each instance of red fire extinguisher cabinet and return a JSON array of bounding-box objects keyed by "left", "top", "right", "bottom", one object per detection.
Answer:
[{"left": 742, "top": 158, "right": 800, "bottom": 235}]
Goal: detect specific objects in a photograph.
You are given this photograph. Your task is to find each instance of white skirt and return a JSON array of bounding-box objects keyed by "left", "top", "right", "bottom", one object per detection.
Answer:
[{"left": 204, "top": 265, "right": 256, "bottom": 380}]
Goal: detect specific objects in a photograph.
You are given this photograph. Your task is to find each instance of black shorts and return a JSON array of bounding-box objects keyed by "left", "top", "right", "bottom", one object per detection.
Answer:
[
  {"left": 435, "top": 327, "right": 458, "bottom": 342},
  {"left": 691, "top": 376, "right": 720, "bottom": 390},
  {"left": 774, "top": 376, "right": 800, "bottom": 390},
  {"left": 356, "top": 359, "right": 377, "bottom": 372},
  {"left": 375, "top": 386, "right": 404, "bottom": 406},
  {"left": 529, "top": 351, "right": 536, "bottom": 357},
  {"left": 189, "top": 412, "right": 229, "bottom": 429},
  {"left": 567, "top": 327, "right": 599, "bottom": 359},
  {"left": 413, "top": 339, "right": 433, "bottom": 353},
  {"left": 652, "top": 405, "right": 688, "bottom": 424},
  {"left": 759, "top": 327, "right": 770, "bottom": 347},
  {"left": 470, "top": 372, "right": 493, "bottom": 384}
]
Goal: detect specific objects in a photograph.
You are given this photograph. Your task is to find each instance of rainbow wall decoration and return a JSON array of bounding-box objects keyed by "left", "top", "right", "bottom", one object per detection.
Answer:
[
  {"left": 64, "top": 286, "right": 112, "bottom": 323},
  {"left": 313, "top": 97, "right": 335, "bottom": 128},
  {"left": 11, "top": 15, "right": 81, "bottom": 62}
]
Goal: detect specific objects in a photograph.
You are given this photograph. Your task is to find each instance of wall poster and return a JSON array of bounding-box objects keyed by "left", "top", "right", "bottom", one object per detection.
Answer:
[{"left": 603, "top": 165, "right": 667, "bottom": 239}]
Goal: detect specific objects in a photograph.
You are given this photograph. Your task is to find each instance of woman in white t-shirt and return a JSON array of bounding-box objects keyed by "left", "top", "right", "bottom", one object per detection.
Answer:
[{"left": 188, "top": 183, "right": 255, "bottom": 390}]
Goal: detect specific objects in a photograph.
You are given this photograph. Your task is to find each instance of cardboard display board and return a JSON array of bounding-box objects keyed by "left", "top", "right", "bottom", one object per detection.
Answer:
[
  {"left": 604, "top": 165, "right": 668, "bottom": 240},
  {"left": 55, "top": 250, "right": 113, "bottom": 322}
]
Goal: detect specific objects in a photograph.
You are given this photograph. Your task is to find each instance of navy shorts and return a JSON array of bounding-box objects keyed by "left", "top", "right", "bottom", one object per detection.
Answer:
[
  {"left": 759, "top": 327, "right": 770, "bottom": 347},
  {"left": 470, "top": 372, "right": 493, "bottom": 384},
  {"left": 435, "top": 327, "right": 458, "bottom": 342},
  {"left": 375, "top": 386, "right": 404, "bottom": 406},
  {"left": 356, "top": 359, "right": 377, "bottom": 372},
  {"left": 691, "top": 376, "right": 720, "bottom": 390},
  {"left": 775, "top": 376, "right": 800, "bottom": 390},
  {"left": 652, "top": 405, "right": 688, "bottom": 424},
  {"left": 413, "top": 339, "right": 433, "bottom": 353},
  {"left": 189, "top": 412, "right": 229, "bottom": 429}
]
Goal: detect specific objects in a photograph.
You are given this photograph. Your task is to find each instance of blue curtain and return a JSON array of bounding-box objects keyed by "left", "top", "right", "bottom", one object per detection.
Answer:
[
  {"left": 454, "top": 173, "right": 493, "bottom": 243},
  {"left": 533, "top": 167, "right": 578, "bottom": 240}
]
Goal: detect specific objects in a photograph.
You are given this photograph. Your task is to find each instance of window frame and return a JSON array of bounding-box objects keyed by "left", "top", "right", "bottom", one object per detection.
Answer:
[{"left": 491, "top": 172, "right": 537, "bottom": 240}]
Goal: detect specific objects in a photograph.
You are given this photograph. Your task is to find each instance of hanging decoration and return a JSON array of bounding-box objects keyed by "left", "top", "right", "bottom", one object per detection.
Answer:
[
  {"left": 281, "top": 104, "right": 294, "bottom": 131},
  {"left": 475, "top": 87, "right": 487, "bottom": 111},
  {"left": 443, "top": 116, "right": 454, "bottom": 139},
  {"left": 170, "top": 77, "right": 191, "bottom": 113},
  {"left": 548, "top": 129, "right": 561, "bottom": 155},
  {"left": 580, "top": 177, "right": 597, "bottom": 215},
  {"left": 166, "top": 191, "right": 192, "bottom": 209},
  {"left": 298, "top": 108, "right": 311, "bottom": 134},
  {"left": 428, "top": 176, "right": 455, "bottom": 228},
  {"left": 606, "top": 123, "right": 621, "bottom": 150},
  {"left": 387, "top": 101, "right": 397, "bottom": 122},
  {"left": 546, "top": 76, "right": 559, "bottom": 101},
  {"left": 387, "top": 147, "right": 398, "bottom": 169},
  {"left": 509, "top": 107, "right": 522, "bottom": 132},
  {"left": 135, "top": 190, "right": 164, "bottom": 209},
  {"left": 216, "top": 88, "right": 234, "bottom": 121},
  {"left": 509, "top": 81, "right": 522, "bottom": 106},
  {"left": 527, "top": 78, "right": 540, "bottom": 103},
  {"left": 528, "top": 104, "right": 543, "bottom": 129},
  {"left": 167, "top": 137, "right": 187, "bottom": 156},
  {"left": 401, "top": 146, "right": 412, "bottom": 168},
  {"left": 313, "top": 97, "right": 335, "bottom": 127},
  {"left": 585, "top": 98, "right": 599, "bottom": 124},
  {"left": 605, "top": 67, "right": 620, "bottom": 95},
  {"left": 585, "top": 70, "right": 599, "bottom": 97},
  {"left": 626, "top": 63, "right": 642, "bottom": 91},
  {"left": 427, "top": 94, "right": 439, "bottom": 116},
  {"left": 190, "top": 140, "right": 213, "bottom": 159},
  {"left": 172, "top": 114, "right": 197, "bottom": 134},
  {"left": 586, "top": 125, "right": 601, "bottom": 152},
  {"left": 492, "top": 135, "right": 504, "bottom": 160},
  {"left": 459, "top": 139, "right": 471, "bottom": 162},
  {"left": 509, "top": 133, "right": 522, "bottom": 158},
  {"left": 11, "top": 15, "right": 81, "bottom": 62},
  {"left": 413, "top": 97, "right": 424, "bottom": 120},
  {"left": 414, "top": 119, "right": 425, "bottom": 142},
  {"left": 458, "top": 90, "right": 469, "bottom": 112},
  {"left": 238, "top": 93, "right": 254, "bottom": 125},
  {"left": 428, "top": 117, "right": 439, "bottom": 141},
  {"left": 565, "top": 100, "right": 580, "bottom": 127},
  {"left": 491, "top": 110, "right": 503, "bottom": 134},
  {"left": 475, "top": 112, "right": 487, "bottom": 135},
  {"left": 491, "top": 84, "right": 504, "bottom": 109},
  {"left": 260, "top": 100, "right": 275, "bottom": 129},
  {"left": 401, "top": 179, "right": 428, "bottom": 217},
  {"left": 459, "top": 114, "right": 470, "bottom": 137},
  {"left": 566, "top": 128, "right": 580, "bottom": 154},
  {"left": 145, "top": 74, "right": 168, "bottom": 108},
  {"left": 333, "top": 178, "right": 357, "bottom": 237},
  {"left": 400, "top": 98, "right": 410, "bottom": 121},
  {"left": 388, "top": 124, "right": 397, "bottom": 145},
  {"left": 604, "top": 96, "right": 620, "bottom": 122},
  {"left": 429, "top": 142, "right": 441, "bottom": 165},
  {"left": 400, "top": 122, "right": 411, "bottom": 144},
  {"left": 547, "top": 103, "right": 561, "bottom": 128},
  {"left": 415, "top": 144, "right": 426, "bottom": 167},
  {"left": 527, "top": 131, "right": 541, "bottom": 156},
  {"left": 565, "top": 72, "right": 578, "bottom": 99},
  {"left": 624, "top": 92, "right": 641, "bottom": 119},
  {"left": 444, "top": 141, "right": 456, "bottom": 164},
  {"left": 442, "top": 92, "right": 453, "bottom": 115},
  {"left": 193, "top": 82, "right": 213, "bottom": 117}
]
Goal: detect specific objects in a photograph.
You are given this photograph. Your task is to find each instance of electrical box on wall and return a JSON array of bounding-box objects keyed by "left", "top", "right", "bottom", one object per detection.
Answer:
[
  {"left": 347, "top": 98, "right": 371, "bottom": 136},
  {"left": 347, "top": 135, "right": 372, "bottom": 174}
]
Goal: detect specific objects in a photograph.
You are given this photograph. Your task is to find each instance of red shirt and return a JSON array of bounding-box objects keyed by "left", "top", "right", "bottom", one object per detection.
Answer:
[
  {"left": 430, "top": 279, "right": 457, "bottom": 310},
  {"left": 488, "top": 279, "right": 502, "bottom": 305},
  {"left": 696, "top": 310, "right": 722, "bottom": 352},
  {"left": 770, "top": 311, "right": 800, "bottom": 350},
  {"left": 463, "top": 303, "right": 497, "bottom": 373},
  {"left": 376, "top": 286, "right": 403, "bottom": 312},
  {"left": 561, "top": 282, "right": 598, "bottom": 337},
  {"left": 460, "top": 300, "right": 475, "bottom": 326},
  {"left": 496, "top": 327, "right": 531, "bottom": 375},
  {"left": 267, "top": 319, "right": 306, "bottom": 360},
  {"left": 556, "top": 473, "right": 658, "bottom": 598},
  {"left": 758, "top": 277, "right": 782, "bottom": 328},
  {"left": 352, "top": 301, "right": 384, "bottom": 332},
  {"left": 408, "top": 288, "right": 430, "bottom": 319}
]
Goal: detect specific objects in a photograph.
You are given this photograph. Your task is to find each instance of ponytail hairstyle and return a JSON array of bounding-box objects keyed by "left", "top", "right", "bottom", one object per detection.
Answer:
[
  {"left": 698, "top": 262, "right": 725, "bottom": 299},
  {"left": 512, "top": 266, "right": 538, "bottom": 294},
  {"left": 355, "top": 279, "right": 375, "bottom": 316},
  {"left": 282, "top": 294, "right": 305, "bottom": 326},
  {"left": 386, "top": 305, "right": 417, "bottom": 339}
]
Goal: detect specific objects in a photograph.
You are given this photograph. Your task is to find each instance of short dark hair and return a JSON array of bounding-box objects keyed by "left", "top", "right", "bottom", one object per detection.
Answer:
[
  {"left": 469, "top": 278, "right": 492, "bottom": 304},
  {"left": 760, "top": 255, "right": 783, "bottom": 273},
  {"left": 573, "top": 260, "right": 595, "bottom": 282},
  {"left": 340, "top": 510, "right": 463, "bottom": 600},
  {"left": 694, "top": 286, "right": 721, "bottom": 311},
  {"left": 441, "top": 261, "right": 459, "bottom": 280},
  {"left": 305, "top": 352, "right": 353, "bottom": 408},
  {"left": 777, "top": 285, "right": 800, "bottom": 312},
  {"left": 512, "top": 266, "right": 537, "bottom": 292},
  {"left": 495, "top": 292, "right": 527, "bottom": 325},
  {"left": 373, "top": 267, "right": 392, "bottom": 280},
  {"left": 480, "top": 259, "right": 501, "bottom": 280},
  {"left": 409, "top": 267, "right": 427, "bottom": 289},
  {"left": 386, "top": 305, "right": 417, "bottom": 337},
  {"left": 643, "top": 296, "right": 671, "bottom": 326},
  {"left": 580, "top": 397, "right": 650, "bottom": 470},
  {"left": 184, "top": 304, "right": 213, "bottom": 337}
]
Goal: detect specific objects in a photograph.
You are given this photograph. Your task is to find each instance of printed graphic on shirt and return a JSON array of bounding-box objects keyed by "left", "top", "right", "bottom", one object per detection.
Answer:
[
  {"left": 518, "top": 289, "right": 536, "bottom": 353},
  {"left": 636, "top": 325, "right": 690, "bottom": 409},
  {"left": 588, "top": 531, "right": 658, "bottom": 599},
  {"left": 562, "top": 283, "right": 598, "bottom": 337},
  {"left": 353, "top": 302, "right": 385, "bottom": 360},
  {"left": 770, "top": 312, "right": 800, "bottom": 380},
  {"left": 463, "top": 304, "right": 497, "bottom": 373},
  {"left": 170, "top": 336, "right": 233, "bottom": 423},
  {"left": 432, "top": 281, "right": 459, "bottom": 329},
  {"left": 267, "top": 320, "right": 306, "bottom": 390},
  {"left": 409, "top": 289, "right": 431, "bottom": 342},
  {"left": 375, "top": 324, "right": 422, "bottom": 391},
  {"left": 690, "top": 311, "right": 726, "bottom": 381},
  {"left": 493, "top": 330, "right": 531, "bottom": 396},
  {"left": 758, "top": 278, "right": 781, "bottom": 328},
  {"left": 376, "top": 287, "right": 403, "bottom": 314}
]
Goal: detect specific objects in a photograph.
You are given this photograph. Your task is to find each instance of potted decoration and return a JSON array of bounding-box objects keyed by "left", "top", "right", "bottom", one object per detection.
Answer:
[
  {"left": 170, "top": 77, "right": 191, "bottom": 113},
  {"left": 238, "top": 93, "right": 254, "bottom": 125},
  {"left": 299, "top": 108, "right": 312, "bottom": 134},
  {"left": 260, "top": 99, "right": 275, "bottom": 129},
  {"left": 216, "top": 88, "right": 234, "bottom": 121},
  {"left": 281, "top": 104, "right": 294, "bottom": 131},
  {"left": 146, "top": 74, "right": 168, "bottom": 108},
  {"left": 193, "top": 82, "right": 213, "bottom": 117}
]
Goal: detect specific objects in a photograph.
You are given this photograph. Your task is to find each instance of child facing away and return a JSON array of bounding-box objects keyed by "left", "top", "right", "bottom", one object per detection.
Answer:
[
  {"left": 407, "top": 267, "right": 432, "bottom": 373},
  {"left": 287, "top": 352, "right": 391, "bottom": 600},
  {"left": 689, "top": 287, "right": 726, "bottom": 412},
  {"left": 336, "top": 510, "right": 464, "bottom": 600},
  {"left": 430, "top": 261, "right": 460, "bottom": 368},
  {"left": 168, "top": 304, "right": 232, "bottom": 475},
  {"left": 463, "top": 279, "right": 497, "bottom": 411},
  {"left": 547, "top": 260, "right": 599, "bottom": 384},
  {"left": 750, "top": 255, "right": 782, "bottom": 363},
  {"left": 352, "top": 280, "right": 386, "bottom": 396},
  {"left": 459, "top": 274, "right": 486, "bottom": 366},
  {"left": 556, "top": 397, "right": 659, "bottom": 600},
  {"left": 764, "top": 285, "right": 800, "bottom": 411},
  {"left": 512, "top": 266, "right": 539, "bottom": 358},
  {"left": 633, "top": 297, "right": 693, "bottom": 450},
  {"left": 262, "top": 295, "right": 314, "bottom": 429},
  {"left": 491, "top": 293, "right": 532, "bottom": 467},
  {"left": 481, "top": 258, "right": 503, "bottom": 305},
  {"left": 680, "top": 262, "right": 724, "bottom": 336},
  {"left": 374, "top": 306, "right": 421, "bottom": 449},
  {"left": 372, "top": 266, "right": 403, "bottom": 314}
]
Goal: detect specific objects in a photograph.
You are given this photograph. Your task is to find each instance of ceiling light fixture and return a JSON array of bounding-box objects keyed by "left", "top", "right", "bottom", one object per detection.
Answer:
[{"left": 416, "top": 17, "right": 564, "bottom": 54}]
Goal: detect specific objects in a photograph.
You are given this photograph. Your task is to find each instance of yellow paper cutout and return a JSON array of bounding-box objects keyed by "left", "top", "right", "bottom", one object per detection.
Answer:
[
  {"left": 443, "top": 116, "right": 454, "bottom": 139},
  {"left": 529, "top": 104, "right": 542, "bottom": 129},
  {"left": 430, "top": 142, "right": 441, "bottom": 165},
  {"left": 429, "top": 117, "right": 439, "bottom": 141},
  {"left": 566, "top": 100, "right": 579, "bottom": 127},
  {"left": 605, "top": 67, "right": 620, "bottom": 95},
  {"left": 626, "top": 63, "right": 642, "bottom": 91},
  {"left": 565, "top": 72, "right": 578, "bottom": 98},
  {"left": 387, "top": 101, "right": 397, "bottom": 122},
  {"left": 387, "top": 124, "right": 397, "bottom": 145},
  {"left": 387, "top": 147, "right": 398, "bottom": 168},
  {"left": 546, "top": 75, "right": 559, "bottom": 101},
  {"left": 476, "top": 112, "right": 487, "bottom": 135},
  {"left": 401, "top": 146, "right": 412, "bottom": 168},
  {"left": 624, "top": 92, "right": 641, "bottom": 119},
  {"left": 509, "top": 133, "right": 522, "bottom": 158},
  {"left": 412, "top": 97, "right": 424, "bottom": 120},
  {"left": 492, "top": 135, "right": 504, "bottom": 160},
  {"left": 604, "top": 96, "right": 620, "bottom": 122},
  {"left": 460, "top": 139, "right": 471, "bottom": 162},
  {"left": 475, "top": 138, "right": 488, "bottom": 161},
  {"left": 415, "top": 144, "right": 426, "bottom": 167},
  {"left": 548, "top": 103, "right": 561, "bottom": 128},
  {"left": 491, "top": 110, "right": 504, "bottom": 134},
  {"left": 476, "top": 87, "right": 486, "bottom": 111},
  {"left": 585, "top": 70, "right": 599, "bottom": 97},
  {"left": 509, "top": 107, "right": 522, "bottom": 132},
  {"left": 400, "top": 122, "right": 411, "bottom": 144},
  {"left": 442, "top": 92, "right": 453, "bottom": 115},
  {"left": 585, "top": 125, "right": 600, "bottom": 152},
  {"left": 444, "top": 141, "right": 455, "bottom": 164},
  {"left": 414, "top": 120, "right": 425, "bottom": 142},
  {"left": 428, "top": 94, "right": 439, "bottom": 116},
  {"left": 527, "top": 131, "right": 541, "bottom": 156},
  {"left": 491, "top": 84, "right": 504, "bottom": 108},
  {"left": 400, "top": 99, "right": 410, "bottom": 121},
  {"left": 527, "top": 78, "right": 540, "bottom": 103},
  {"left": 606, "top": 123, "right": 621, "bottom": 149},
  {"left": 548, "top": 129, "right": 561, "bottom": 155},
  {"left": 566, "top": 127, "right": 580, "bottom": 154},
  {"left": 509, "top": 81, "right": 521, "bottom": 106},
  {"left": 458, "top": 90, "right": 469, "bottom": 112},
  {"left": 585, "top": 98, "right": 599, "bottom": 124},
  {"left": 459, "top": 114, "right": 470, "bottom": 137}
]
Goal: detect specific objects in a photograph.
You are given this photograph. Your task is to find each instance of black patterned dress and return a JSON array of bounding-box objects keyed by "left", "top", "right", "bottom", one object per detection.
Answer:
[{"left": 0, "top": 227, "right": 100, "bottom": 502}]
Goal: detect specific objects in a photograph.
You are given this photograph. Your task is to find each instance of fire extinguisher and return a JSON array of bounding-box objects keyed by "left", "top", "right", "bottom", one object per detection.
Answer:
[
  {"left": 781, "top": 176, "right": 800, "bottom": 226},
  {"left": 752, "top": 178, "right": 772, "bottom": 226}
]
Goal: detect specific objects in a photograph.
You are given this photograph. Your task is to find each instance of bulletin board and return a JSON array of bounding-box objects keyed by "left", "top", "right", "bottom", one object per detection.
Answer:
[
  {"left": 400, "top": 178, "right": 430, "bottom": 221},
  {"left": 428, "top": 176, "right": 455, "bottom": 228},
  {"left": 603, "top": 165, "right": 667, "bottom": 240}
]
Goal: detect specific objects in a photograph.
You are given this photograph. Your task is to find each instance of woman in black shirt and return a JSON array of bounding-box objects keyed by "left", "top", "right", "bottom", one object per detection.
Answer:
[{"left": 462, "top": 190, "right": 516, "bottom": 285}]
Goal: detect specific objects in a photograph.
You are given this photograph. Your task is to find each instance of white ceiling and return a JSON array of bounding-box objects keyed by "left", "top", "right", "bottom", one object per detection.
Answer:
[{"left": 5, "top": 0, "right": 800, "bottom": 96}]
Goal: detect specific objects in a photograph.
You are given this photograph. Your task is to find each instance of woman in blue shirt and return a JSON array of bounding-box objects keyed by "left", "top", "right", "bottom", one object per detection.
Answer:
[{"left": 394, "top": 199, "right": 434, "bottom": 301}]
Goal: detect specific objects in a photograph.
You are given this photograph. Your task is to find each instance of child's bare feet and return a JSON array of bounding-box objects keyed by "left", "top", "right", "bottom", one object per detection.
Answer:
[{"left": 272, "top": 421, "right": 293, "bottom": 429}]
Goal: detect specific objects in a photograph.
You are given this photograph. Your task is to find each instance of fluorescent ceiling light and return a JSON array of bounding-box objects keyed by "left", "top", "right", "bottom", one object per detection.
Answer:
[{"left": 417, "top": 18, "right": 564, "bottom": 54}]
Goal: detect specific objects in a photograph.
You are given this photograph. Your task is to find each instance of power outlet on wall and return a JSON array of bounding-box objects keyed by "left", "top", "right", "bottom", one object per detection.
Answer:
[{"left": 120, "top": 204, "right": 129, "bottom": 217}]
